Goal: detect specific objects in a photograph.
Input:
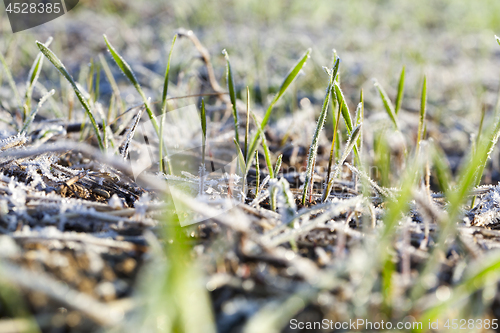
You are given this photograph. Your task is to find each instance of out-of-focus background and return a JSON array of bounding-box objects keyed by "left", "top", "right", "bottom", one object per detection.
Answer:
[{"left": 3, "top": 1, "right": 500, "bottom": 332}]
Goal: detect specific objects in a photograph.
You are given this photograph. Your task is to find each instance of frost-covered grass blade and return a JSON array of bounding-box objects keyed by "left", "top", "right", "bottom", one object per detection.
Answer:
[
  {"left": 251, "top": 111, "right": 274, "bottom": 178},
  {"left": 159, "top": 34, "right": 177, "bottom": 175},
  {"left": 20, "top": 89, "right": 55, "bottom": 135},
  {"left": 246, "top": 49, "right": 311, "bottom": 166},
  {"left": 374, "top": 79, "right": 399, "bottom": 130},
  {"left": 37, "top": 41, "right": 104, "bottom": 150},
  {"left": 103, "top": 35, "right": 160, "bottom": 137},
  {"left": 395, "top": 66, "right": 405, "bottom": 115},
  {"left": 302, "top": 59, "right": 339, "bottom": 205},
  {"left": 23, "top": 37, "right": 53, "bottom": 121}
]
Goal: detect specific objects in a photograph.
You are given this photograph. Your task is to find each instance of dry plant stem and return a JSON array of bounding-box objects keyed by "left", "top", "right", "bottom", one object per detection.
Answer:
[
  {"left": 176, "top": 29, "right": 226, "bottom": 97},
  {"left": 373, "top": 79, "right": 399, "bottom": 130},
  {"left": 0, "top": 261, "right": 123, "bottom": 326},
  {"left": 20, "top": 89, "right": 55, "bottom": 135},
  {"left": 12, "top": 232, "right": 137, "bottom": 252},
  {"left": 53, "top": 211, "right": 155, "bottom": 227},
  {"left": 245, "top": 49, "right": 311, "bottom": 167}
]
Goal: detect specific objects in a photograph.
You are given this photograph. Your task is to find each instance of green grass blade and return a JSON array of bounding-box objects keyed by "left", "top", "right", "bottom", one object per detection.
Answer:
[
  {"left": 200, "top": 99, "right": 207, "bottom": 175},
  {"left": 354, "top": 102, "right": 363, "bottom": 157},
  {"left": 250, "top": 111, "right": 274, "bottom": 178},
  {"left": 416, "top": 252, "right": 500, "bottom": 333},
  {"left": 395, "top": 66, "right": 405, "bottom": 114},
  {"left": 223, "top": 49, "right": 240, "bottom": 144},
  {"left": 103, "top": 35, "right": 160, "bottom": 135},
  {"left": 374, "top": 79, "right": 399, "bottom": 130},
  {"left": 262, "top": 49, "right": 311, "bottom": 128},
  {"left": 233, "top": 138, "right": 246, "bottom": 175},
  {"left": 159, "top": 34, "right": 177, "bottom": 174},
  {"left": 161, "top": 34, "right": 177, "bottom": 114},
  {"left": 416, "top": 76, "right": 427, "bottom": 155},
  {"left": 246, "top": 49, "right": 311, "bottom": 164},
  {"left": 333, "top": 82, "right": 353, "bottom": 133},
  {"left": 334, "top": 80, "right": 361, "bottom": 163},
  {"left": 99, "top": 52, "right": 125, "bottom": 120},
  {"left": 20, "top": 89, "right": 55, "bottom": 135},
  {"left": 431, "top": 143, "right": 451, "bottom": 193},
  {"left": 255, "top": 150, "right": 260, "bottom": 197},
  {"left": 302, "top": 60, "right": 339, "bottom": 205},
  {"left": 471, "top": 112, "right": 500, "bottom": 208},
  {"left": 24, "top": 37, "right": 53, "bottom": 121},
  {"left": 37, "top": 41, "right": 104, "bottom": 150},
  {"left": 273, "top": 154, "right": 283, "bottom": 177},
  {"left": 355, "top": 101, "right": 363, "bottom": 127},
  {"left": 99, "top": 53, "right": 121, "bottom": 97},
  {"left": 322, "top": 124, "right": 362, "bottom": 201},
  {"left": 87, "top": 59, "right": 95, "bottom": 104},
  {"left": 0, "top": 51, "right": 22, "bottom": 114},
  {"left": 245, "top": 87, "right": 250, "bottom": 161}
]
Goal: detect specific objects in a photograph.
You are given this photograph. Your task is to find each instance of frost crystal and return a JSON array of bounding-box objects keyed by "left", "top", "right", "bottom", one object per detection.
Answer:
[
  {"left": 471, "top": 184, "right": 500, "bottom": 227},
  {"left": 26, "top": 165, "right": 46, "bottom": 189},
  {"left": 0, "top": 133, "right": 27, "bottom": 151},
  {"left": 108, "top": 194, "right": 123, "bottom": 210},
  {"left": 134, "top": 193, "right": 150, "bottom": 219}
]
